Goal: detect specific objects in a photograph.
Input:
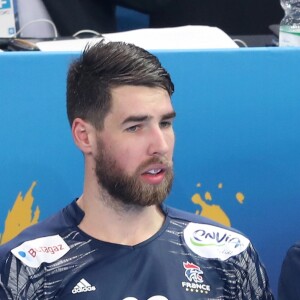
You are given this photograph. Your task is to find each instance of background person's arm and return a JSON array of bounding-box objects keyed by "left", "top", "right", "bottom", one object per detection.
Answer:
[{"left": 278, "top": 242, "right": 300, "bottom": 300}]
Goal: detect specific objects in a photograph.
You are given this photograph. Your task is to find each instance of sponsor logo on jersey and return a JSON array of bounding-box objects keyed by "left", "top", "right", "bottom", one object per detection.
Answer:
[
  {"left": 182, "top": 261, "right": 210, "bottom": 294},
  {"left": 11, "top": 235, "right": 70, "bottom": 268},
  {"left": 184, "top": 223, "right": 250, "bottom": 261},
  {"left": 72, "top": 278, "right": 96, "bottom": 294}
]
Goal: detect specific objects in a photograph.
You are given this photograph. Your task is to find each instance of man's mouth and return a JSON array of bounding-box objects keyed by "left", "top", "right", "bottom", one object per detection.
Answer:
[
  {"left": 137, "top": 157, "right": 172, "bottom": 185},
  {"left": 145, "top": 168, "right": 163, "bottom": 175}
]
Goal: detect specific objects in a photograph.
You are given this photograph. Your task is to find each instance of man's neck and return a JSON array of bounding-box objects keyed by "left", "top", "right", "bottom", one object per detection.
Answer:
[{"left": 76, "top": 191, "right": 165, "bottom": 246}]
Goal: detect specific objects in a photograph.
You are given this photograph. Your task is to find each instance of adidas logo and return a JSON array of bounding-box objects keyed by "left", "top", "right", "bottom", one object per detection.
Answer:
[{"left": 72, "top": 278, "right": 96, "bottom": 294}]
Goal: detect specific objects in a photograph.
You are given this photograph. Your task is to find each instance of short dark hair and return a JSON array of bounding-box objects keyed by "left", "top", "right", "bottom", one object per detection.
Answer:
[{"left": 67, "top": 40, "right": 174, "bottom": 130}]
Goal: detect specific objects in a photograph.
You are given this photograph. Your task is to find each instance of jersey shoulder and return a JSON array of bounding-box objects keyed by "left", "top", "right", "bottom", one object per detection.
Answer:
[
  {"left": 165, "top": 205, "right": 251, "bottom": 261},
  {"left": 0, "top": 200, "right": 81, "bottom": 265}
]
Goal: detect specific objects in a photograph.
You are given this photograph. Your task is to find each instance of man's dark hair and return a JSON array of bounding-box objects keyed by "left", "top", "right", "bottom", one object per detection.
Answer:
[{"left": 67, "top": 40, "right": 174, "bottom": 130}]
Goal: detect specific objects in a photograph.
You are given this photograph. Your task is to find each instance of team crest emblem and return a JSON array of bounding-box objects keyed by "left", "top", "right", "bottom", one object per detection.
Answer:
[
  {"left": 183, "top": 261, "right": 203, "bottom": 283},
  {"left": 181, "top": 261, "right": 211, "bottom": 294}
]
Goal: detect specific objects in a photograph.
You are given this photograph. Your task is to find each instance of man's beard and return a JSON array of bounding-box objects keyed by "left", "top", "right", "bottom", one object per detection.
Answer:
[{"left": 95, "top": 139, "right": 174, "bottom": 208}]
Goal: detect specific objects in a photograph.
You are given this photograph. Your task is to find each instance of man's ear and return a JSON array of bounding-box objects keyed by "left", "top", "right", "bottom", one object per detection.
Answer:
[{"left": 72, "top": 118, "right": 94, "bottom": 154}]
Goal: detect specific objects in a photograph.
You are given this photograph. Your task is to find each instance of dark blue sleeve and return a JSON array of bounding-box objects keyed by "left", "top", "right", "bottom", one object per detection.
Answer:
[
  {"left": 0, "top": 254, "right": 13, "bottom": 300},
  {"left": 0, "top": 285, "right": 11, "bottom": 300},
  {"left": 278, "top": 241, "right": 300, "bottom": 300}
]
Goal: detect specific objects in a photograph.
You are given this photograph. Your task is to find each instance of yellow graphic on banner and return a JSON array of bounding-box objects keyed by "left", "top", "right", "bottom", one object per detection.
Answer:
[
  {"left": 0, "top": 182, "right": 40, "bottom": 245},
  {"left": 236, "top": 192, "right": 245, "bottom": 204},
  {"left": 192, "top": 182, "right": 245, "bottom": 227}
]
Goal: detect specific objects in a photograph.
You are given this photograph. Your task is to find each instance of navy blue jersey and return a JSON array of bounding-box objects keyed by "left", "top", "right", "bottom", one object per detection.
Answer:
[
  {"left": 0, "top": 201, "right": 273, "bottom": 299},
  {"left": 278, "top": 241, "right": 300, "bottom": 300}
]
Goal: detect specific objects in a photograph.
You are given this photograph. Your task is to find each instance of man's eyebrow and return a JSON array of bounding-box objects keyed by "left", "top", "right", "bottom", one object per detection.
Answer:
[
  {"left": 121, "top": 115, "right": 150, "bottom": 125},
  {"left": 121, "top": 111, "right": 176, "bottom": 125},
  {"left": 162, "top": 111, "right": 176, "bottom": 120}
]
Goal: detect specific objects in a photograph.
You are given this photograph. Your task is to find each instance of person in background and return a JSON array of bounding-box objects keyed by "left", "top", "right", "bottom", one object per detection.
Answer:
[
  {"left": 41, "top": 0, "right": 171, "bottom": 36},
  {"left": 0, "top": 40, "right": 274, "bottom": 299},
  {"left": 278, "top": 241, "right": 300, "bottom": 300},
  {"left": 41, "top": 0, "right": 283, "bottom": 37}
]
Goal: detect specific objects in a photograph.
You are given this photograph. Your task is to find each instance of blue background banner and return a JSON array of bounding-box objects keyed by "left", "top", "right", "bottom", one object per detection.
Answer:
[{"left": 1, "top": 48, "right": 299, "bottom": 297}]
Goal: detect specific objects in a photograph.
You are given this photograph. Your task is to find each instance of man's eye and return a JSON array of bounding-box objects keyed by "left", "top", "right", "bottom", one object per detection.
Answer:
[
  {"left": 160, "top": 121, "right": 172, "bottom": 129},
  {"left": 126, "top": 125, "right": 140, "bottom": 132}
]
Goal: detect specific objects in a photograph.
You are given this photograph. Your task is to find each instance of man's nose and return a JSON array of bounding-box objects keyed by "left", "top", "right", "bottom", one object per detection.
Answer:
[{"left": 147, "top": 127, "right": 170, "bottom": 156}]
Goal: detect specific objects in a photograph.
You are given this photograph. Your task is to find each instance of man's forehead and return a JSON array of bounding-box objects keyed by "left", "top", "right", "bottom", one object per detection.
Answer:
[
  {"left": 104, "top": 85, "right": 174, "bottom": 126},
  {"left": 110, "top": 85, "right": 172, "bottom": 110}
]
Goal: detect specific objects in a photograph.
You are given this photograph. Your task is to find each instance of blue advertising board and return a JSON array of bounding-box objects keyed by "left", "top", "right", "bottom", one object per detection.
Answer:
[{"left": 0, "top": 48, "right": 300, "bottom": 297}]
